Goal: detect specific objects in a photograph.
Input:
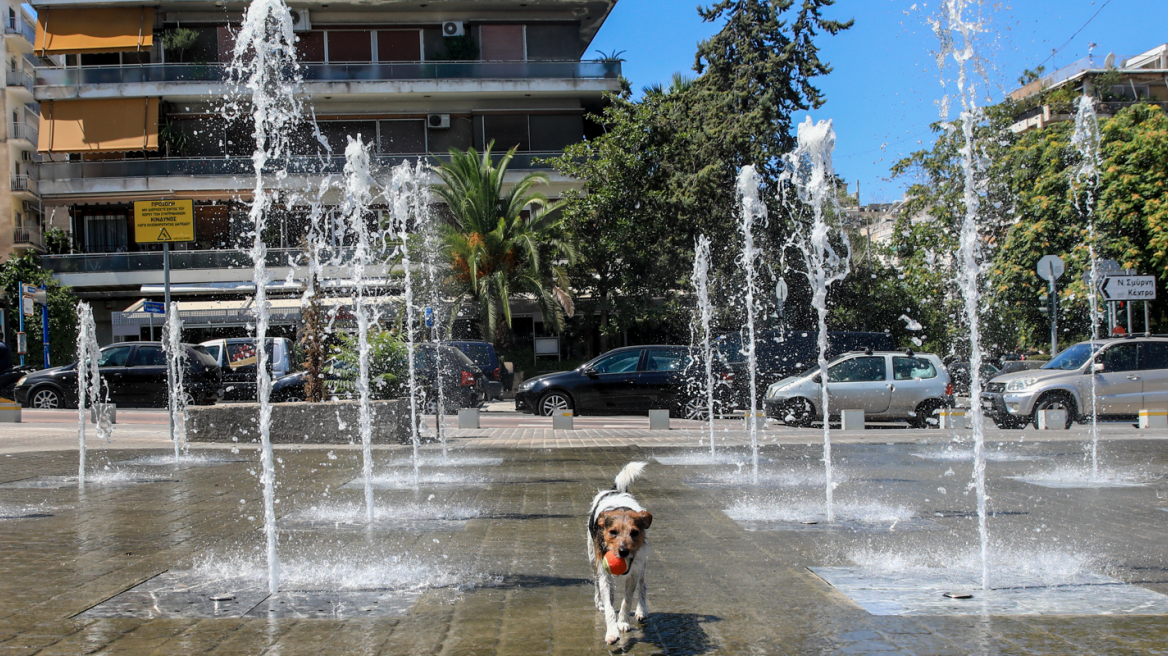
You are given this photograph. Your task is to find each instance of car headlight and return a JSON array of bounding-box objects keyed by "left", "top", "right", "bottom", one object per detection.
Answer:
[
  {"left": 15, "top": 376, "right": 26, "bottom": 387},
  {"left": 1005, "top": 377, "right": 1038, "bottom": 392},
  {"left": 518, "top": 379, "right": 536, "bottom": 392},
  {"left": 766, "top": 384, "right": 782, "bottom": 399}
]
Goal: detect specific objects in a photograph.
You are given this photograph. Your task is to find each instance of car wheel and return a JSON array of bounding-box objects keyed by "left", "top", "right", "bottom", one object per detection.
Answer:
[
  {"left": 782, "top": 398, "right": 815, "bottom": 427},
  {"left": 1032, "top": 392, "right": 1076, "bottom": 430},
  {"left": 538, "top": 390, "right": 573, "bottom": 417},
  {"left": 681, "top": 397, "right": 709, "bottom": 421},
  {"left": 30, "top": 387, "right": 62, "bottom": 409},
  {"left": 910, "top": 399, "right": 944, "bottom": 429}
]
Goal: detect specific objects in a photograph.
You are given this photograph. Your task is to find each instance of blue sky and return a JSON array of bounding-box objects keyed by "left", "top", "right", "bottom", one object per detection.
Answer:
[{"left": 589, "top": 0, "right": 1167, "bottom": 203}]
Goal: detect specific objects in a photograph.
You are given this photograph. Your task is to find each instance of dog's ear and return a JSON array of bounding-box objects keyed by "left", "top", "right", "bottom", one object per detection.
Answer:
[
  {"left": 599, "top": 512, "right": 614, "bottom": 529},
  {"left": 634, "top": 511, "right": 653, "bottom": 530}
]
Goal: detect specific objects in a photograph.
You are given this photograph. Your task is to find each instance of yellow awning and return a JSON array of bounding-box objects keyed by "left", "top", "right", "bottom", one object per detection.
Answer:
[
  {"left": 36, "top": 7, "right": 155, "bottom": 55},
  {"left": 39, "top": 98, "right": 160, "bottom": 153}
]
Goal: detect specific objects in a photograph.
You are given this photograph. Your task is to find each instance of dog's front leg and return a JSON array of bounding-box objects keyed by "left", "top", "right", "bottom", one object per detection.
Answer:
[
  {"left": 596, "top": 571, "right": 621, "bottom": 644},
  {"left": 617, "top": 576, "right": 638, "bottom": 632},
  {"left": 634, "top": 571, "right": 648, "bottom": 622}
]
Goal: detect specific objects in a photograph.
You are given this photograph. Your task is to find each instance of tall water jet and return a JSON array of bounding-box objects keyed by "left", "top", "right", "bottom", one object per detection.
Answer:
[
  {"left": 735, "top": 166, "right": 764, "bottom": 484},
  {"left": 341, "top": 136, "right": 379, "bottom": 522},
  {"left": 930, "top": 0, "right": 991, "bottom": 590},
  {"left": 163, "top": 303, "right": 187, "bottom": 462},
  {"left": 75, "top": 302, "right": 101, "bottom": 489},
  {"left": 780, "top": 117, "right": 850, "bottom": 523},
  {"left": 1070, "top": 94, "right": 1103, "bottom": 479},
  {"left": 691, "top": 235, "right": 716, "bottom": 454},
  {"left": 226, "top": 0, "right": 307, "bottom": 594},
  {"left": 423, "top": 206, "right": 449, "bottom": 460}
]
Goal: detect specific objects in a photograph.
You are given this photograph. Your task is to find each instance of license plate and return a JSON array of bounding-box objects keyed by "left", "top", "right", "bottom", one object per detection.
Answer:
[{"left": 981, "top": 400, "right": 993, "bottom": 411}]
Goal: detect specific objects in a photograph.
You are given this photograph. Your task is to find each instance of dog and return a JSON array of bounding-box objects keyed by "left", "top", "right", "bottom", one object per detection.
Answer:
[{"left": 587, "top": 461, "right": 653, "bottom": 645}]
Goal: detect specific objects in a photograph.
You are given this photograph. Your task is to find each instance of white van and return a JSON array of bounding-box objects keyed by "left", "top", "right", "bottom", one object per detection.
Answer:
[{"left": 200, "top": 337, "right": 296, "bottom": 400}]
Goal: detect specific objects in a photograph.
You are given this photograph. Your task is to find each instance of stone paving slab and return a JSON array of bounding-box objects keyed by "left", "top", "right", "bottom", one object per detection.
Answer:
[{"left": 2, "top": 439, "right": 1168, "bottom": 653}]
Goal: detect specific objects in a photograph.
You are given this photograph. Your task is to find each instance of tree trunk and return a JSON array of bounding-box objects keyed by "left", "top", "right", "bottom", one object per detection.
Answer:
[{"left": 598, "top": 287, "right": 610, "bottom": 354}]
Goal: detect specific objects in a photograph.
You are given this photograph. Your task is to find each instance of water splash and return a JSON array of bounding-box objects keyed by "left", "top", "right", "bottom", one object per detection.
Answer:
[
  {"left": 422, "top": 198, "right": 449, "bottom": 459},
  {"left": 226, "top": 0, "right": 307, "bottom": 594},
  {"left": 735, "top": 167, "right": 765, "bottom": 485},
  {"left": 691, "top": 235, "right": 716, "bottom": 453},
  {"left": 1070, "top": 94, "right": 1103, "bottom": 479},
  {"left": 780, "top": 117, "right": 851, "bottom": 523},
  {"left": 163, "top": 302, "right": 187, "bottom": 461},
  {"left": 74, "top": 302, "right": 102, "bottom": 489},
  {"left": 930, "top": 0, "right": 991, "bottom": 590}
]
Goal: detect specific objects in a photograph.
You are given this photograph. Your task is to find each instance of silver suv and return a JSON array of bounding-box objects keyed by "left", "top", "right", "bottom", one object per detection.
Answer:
[
  {"left": 981, "top": 337, "right": 1168, "bottom": 429},
  {"left": 764, "top": 351, "right": 953, "bottom": 428}
]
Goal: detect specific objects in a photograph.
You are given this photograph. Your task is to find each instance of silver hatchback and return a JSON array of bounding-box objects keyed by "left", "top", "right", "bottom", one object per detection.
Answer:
[{"left": 763, "top": 351, "right": 953, "bottom": 428}]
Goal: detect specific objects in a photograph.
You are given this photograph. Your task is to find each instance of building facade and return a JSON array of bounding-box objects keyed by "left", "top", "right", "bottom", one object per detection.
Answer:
[
  {"left": 30, "top": 0, "right": 621, "bottom": 344},
  {"left": 2, "top": 0, "right": 44, "bottom": 257}
]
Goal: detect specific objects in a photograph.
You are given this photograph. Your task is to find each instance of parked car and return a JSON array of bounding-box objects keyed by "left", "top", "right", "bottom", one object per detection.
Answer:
[
  {"left": 515, "top": 345, "right": 733, "bottom": 418},
  {"left": 716, "top": 330, "right": 895, "bottom": 409},
  {"left": 947, "top": 361, "right": 1001, "bottom": 396},
  {"left": 271, "top": 344, "right": 486, "bottom": 411},
  {"left": 981, "top": 337, "right": 1168, "bottom": 429},
  {"left": 200, "top": 337, "right": 296, "bottom": 401},
  {"left": 998, "top": 360, "right": 1047, "bottom": 376},
  {"left": 14, "top": 342, "right": 222, "bottom": 409},
  {"left": 444, "top": 340, "right": 503, "bottom": 400},
  {"left": 763, "top": 350, "right": 953, "bottom": 428},
  {"left": 0, "top": 365, "right": 36, "bottom": 400}
]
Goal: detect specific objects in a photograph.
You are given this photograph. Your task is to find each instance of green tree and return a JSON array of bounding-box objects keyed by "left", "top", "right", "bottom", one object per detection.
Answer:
[
  {"left": 333, "top": 329, "right": 407, "bottom": 400},
  {"left": 0, "top": 251, "right": 79, "bottom": 368},
  {"left": 433, "top": 144, "right": 576, "bottom": 344}
]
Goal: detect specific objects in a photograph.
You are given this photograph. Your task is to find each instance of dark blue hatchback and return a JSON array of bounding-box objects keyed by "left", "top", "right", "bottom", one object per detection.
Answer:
[{"left": 444, "top": 341, "right": 503, "bottom": 400}]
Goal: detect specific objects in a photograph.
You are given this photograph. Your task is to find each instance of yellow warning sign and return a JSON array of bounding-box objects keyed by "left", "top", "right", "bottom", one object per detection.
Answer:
[{"left": 134, "top": 199, "right": 194, "bottom": 243}]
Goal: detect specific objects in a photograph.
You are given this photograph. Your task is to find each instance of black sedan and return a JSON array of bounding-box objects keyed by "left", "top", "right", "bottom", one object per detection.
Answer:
[
  {"left": 272, "top": 344, "right": 486, "bottom": 411},
  {"left": 14, "top": 342, "right": 222, "bottom": 409},
  {"left": 515, "top": 345, "right": 733, "bottom": 418}
]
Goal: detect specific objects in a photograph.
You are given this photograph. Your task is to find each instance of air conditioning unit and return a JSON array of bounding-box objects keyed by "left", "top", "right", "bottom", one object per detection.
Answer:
[
  {"left": 442, "top": 21, "right": 464, "bottom": 37},
  {"left": 289, "top": 9, "right": 311, "bottom": 31},
  {"left": 427, "top": 114, "right": 451, "bottom": 129}
]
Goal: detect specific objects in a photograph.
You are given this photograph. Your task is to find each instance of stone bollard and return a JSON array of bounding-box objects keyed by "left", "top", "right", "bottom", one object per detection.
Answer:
[
  {"left": 840, "top": 409, "right": 865, "bottom": 431},
  {"left": 1138, "top": 409, "right": 1168, "bottom": 429},
  {"left": 648, "top": 409, "right": 670, "bottom": 430},
  {"left": 90, "top": 403, "right": 116, "bottom": 425},
  {"left": 0, "top": 401, "right": 20, "bottom": 423},
  {"left": 1036, "top": 409, "right": 1067, "bottom": 430},
  {"left": 458, "top": 408, "right": 480, "bottom": 429},
  {"left": 552, "top": 410, "right": 574, "bottom": 430},
  {"left": 938, "top": 410, "right": 968, "bottom": 429}
]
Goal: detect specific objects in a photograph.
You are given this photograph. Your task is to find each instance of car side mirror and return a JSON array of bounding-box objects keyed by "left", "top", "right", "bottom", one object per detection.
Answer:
[
  {"left": 1093, "top": 362, "right": 1105, "bottom": 373},
  {"left": 584, "top": 367, "right": 599, "bottom": 378}
]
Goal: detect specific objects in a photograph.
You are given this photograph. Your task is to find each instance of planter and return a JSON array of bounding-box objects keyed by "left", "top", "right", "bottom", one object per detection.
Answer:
[{"left": 186, "top": 399, "right": 422, "bottom": 445}]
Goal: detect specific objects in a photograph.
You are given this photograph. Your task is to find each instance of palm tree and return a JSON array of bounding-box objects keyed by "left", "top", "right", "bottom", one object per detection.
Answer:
[{"left": 433, "top": 143, "right": 576, "bottom": 344}]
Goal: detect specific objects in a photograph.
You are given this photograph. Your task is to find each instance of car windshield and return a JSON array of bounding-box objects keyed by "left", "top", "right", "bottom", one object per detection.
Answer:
[{"left": 1042, "top": 342, "right": 1101, "bottom": 371}]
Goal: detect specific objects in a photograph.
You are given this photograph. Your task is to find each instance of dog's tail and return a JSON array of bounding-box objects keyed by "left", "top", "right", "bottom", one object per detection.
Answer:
[{"left": 613, "top": 461, "right": 647, "bottom": 493}]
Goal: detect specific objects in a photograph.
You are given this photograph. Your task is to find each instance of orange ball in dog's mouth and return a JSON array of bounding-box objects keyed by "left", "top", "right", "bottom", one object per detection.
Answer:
[{"left": 604, "top": 552, "right": 628, "bottom": 576}]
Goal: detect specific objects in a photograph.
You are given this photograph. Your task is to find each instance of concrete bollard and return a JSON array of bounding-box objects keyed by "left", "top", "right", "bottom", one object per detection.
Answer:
[
  {"left": 458, "top": 408, "right": 480, "bottom": 429},
  {"left": 1138, "top": 409, "right": 1168, "bottom": 429},
  {"left": 1036, "top": 409, "right": 1067, "bottom": 430},
  {"left": 0, "top": 401, "right": 20, "bottom": 423},
  {"left": 840, "top": 409, "right": 865, "bottom": 431},
  {"left": 743, "top": 412, "right": 767, "bottom": 431},
  {"left": 552, "top": 410, "right": 574, "bottom": 430},
  {"left": 648, "top": 409, "right": 670, "bottom": 430},
  {"left": 938, "top": 410, "right": 968, "bottom": 429},
  {"left": 90, "top": 403, "right": 116, "bottom": 425}
]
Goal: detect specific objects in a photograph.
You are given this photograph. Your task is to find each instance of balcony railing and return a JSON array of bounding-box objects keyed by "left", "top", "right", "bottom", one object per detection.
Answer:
[
  {"left": 11, "top": 174, "right": 36, "bottom": 193},
  {"left": 35, "top": 60, "right": 622, "bottom": 87},
  {"left": 5, "top": 68, "right": 33, "bottom": 92},
  {"left": 10, "top": 121, "right": 37, "bottom": 144},
  {"left": 13, "top": 226, "right": 43, "bottom": 248},
  {"left": 42, "top": 247, "right": 345, "bottom": 274},
  {"left": 4, "top": 17, "right": 35, "bottom": 45},
  {"left": 36, "top": 152, "right": 559, "bottom": 181}
]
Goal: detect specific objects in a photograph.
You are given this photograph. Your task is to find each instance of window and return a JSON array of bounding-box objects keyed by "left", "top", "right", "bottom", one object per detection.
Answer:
[
  {"left": 327, "top": 31, "right": 372, "bottom": 62},
  {"left": 318, "top": 121, "right": 377, "bottom": 154},
  {"left": 378, "top": 120, "right": 426, "bottom": 154},
  {"left": 483, "top": 115, "right": 529, "bottom": 152},
  {"left": 644, "top": 349, "right": 687, "bottom": 372},
  {"left": 525, "top": 24, "right": 578, "bottom": 61},
  {"left": 529, "top": 114, "right": 583, "bottom": 152},
  {"left": 84, "top": 214, "right": 128, "bottom": 253},
  {"left": 893, "top": 357, "right": 937, "bottom": 380},
  {"left": 377, "top": 30, "right": 421, "bottom": 61},
  {"left": 1140, "top": 342, "right": 1168, "bottom": 371},
  {"left": 131, "top": 346, "right": 166, "bottom": 367},
  {"left": 590, "top": 350, "right": 641, "bottom": 375},
  {"left": 296, "top": 31, "right": 325, "bottom": 62},
  {"left": 1100, "top": 344, "right": 1138, "bottom": 373},
  {"left": 479, "top": 25, "right": 525, "bottom": 61},
  {"left": 828, "top": 356, "right": 886, "bottom": 383},
  {"left": 98, "top": 346, "right": 133, "bottom": 367}
]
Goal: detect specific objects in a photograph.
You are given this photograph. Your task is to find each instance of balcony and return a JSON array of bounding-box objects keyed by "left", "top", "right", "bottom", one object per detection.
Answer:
[
  {"left": 5, "top": 69, "right": 33, "bottom": 93},
  {"left": 11, "top": 174, "right": 37, "bottom": 195},
  {"left": 43, "top": 247, "right": 305, "bottom": 274},
  {"left": 3, "top": 17, "right": 35, "bottom": 46},
  {"left": 12, "top": 226, "right": 43, "bottom": 249},
  {"left": 10, "top": 121, "right": 37, "bottom": 144}
]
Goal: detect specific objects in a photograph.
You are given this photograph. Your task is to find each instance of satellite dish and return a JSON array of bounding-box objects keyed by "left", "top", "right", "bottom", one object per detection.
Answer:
[{"left": 1104, "top": 52, "right": 1116, "bottom": 69}]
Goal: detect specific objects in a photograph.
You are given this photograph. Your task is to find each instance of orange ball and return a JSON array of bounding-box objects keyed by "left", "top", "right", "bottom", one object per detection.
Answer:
[{"left": 604, "top": 552, "right": 627, "bottom": 576}]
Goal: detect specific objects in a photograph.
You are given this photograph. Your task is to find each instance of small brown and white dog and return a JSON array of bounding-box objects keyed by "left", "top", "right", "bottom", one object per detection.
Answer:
[{"left": 587, "top": 461, "right": 653, "bottom": 644}]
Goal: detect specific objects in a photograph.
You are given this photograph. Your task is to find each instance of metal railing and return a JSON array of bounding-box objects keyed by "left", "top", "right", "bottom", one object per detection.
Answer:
[
  {"left": 43, "top": 247, "right": 322, "bottom": 274},
  {"left": 13, "top": 226, "right": 43, "bottom": 247},
  {"left": 4, "top": 17, "right": 35, "bottom": 45},
  {"left": 36, "top": 151, "right": 559, "bottom": 181},
  {"left": 5, "top": 68, "right": 33, "bottom": 91},
  {"left": 9, "top": 121, "right": 37, "bottom": 144},
  {"left": 35, "top": 60, "right": 621, "bottom": 87},
  {"left": 10, "top": 174, "right": 36, "bottom": 193}
]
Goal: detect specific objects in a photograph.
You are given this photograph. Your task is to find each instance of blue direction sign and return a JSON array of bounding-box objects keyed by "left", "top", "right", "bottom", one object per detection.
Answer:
[{"left": 143, "top": 301, "right": 166, "bottom": 314}]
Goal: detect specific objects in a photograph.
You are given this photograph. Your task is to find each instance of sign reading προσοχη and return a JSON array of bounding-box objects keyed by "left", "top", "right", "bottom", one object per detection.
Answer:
[{"left": 134, "top": 199, "right": 194, "bottom": 243}]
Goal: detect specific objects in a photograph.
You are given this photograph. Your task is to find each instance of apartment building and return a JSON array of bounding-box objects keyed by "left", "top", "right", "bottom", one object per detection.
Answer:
[
  {"left": 1009, "top": 43, "right": 1168, "bottom": 133},
  {"left": 30, "top": 0, "right": 621, "bottom": 343},
  {"left": 1, "top": 0, "right": 43, "bottom": 257}
]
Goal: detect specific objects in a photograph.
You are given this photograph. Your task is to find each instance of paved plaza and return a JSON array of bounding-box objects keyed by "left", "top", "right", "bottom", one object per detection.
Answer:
[{"left": 2, "top": 413, "right": 1168, "bottom": 654}]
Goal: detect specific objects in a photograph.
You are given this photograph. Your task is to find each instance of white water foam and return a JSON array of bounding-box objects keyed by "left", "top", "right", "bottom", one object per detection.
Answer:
[
  {"left": 686, "top": 466, "right": 845, "bottom": 488},
  {"left": 192, "top": 552, "right": 486, "bottom": 592},
  {"left": 725, "top": 497, "right": 915, "bottom": 524},
  {"left": 384, "top": 456, "right": 503, "bottom": 468},
  {"left": 846, "top": 546, "right": 1097, "bottom": 588},
  {"left": 347, "top": 469, "right": 490, "bottom": 489},
  {"left": 1012, "top": 465, "right": 1151, "bottom": 489},
  {"left": 912, "top": 448, "right": 1043, "bottom": 462},
  {"left": 289, "top": 501, "right": 482, "bottom": 524}
]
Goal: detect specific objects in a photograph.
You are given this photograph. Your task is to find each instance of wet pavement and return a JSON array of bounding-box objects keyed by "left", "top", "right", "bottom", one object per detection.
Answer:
[{"left": 2, "top": 435, "right": 1168, "bottom": 654}]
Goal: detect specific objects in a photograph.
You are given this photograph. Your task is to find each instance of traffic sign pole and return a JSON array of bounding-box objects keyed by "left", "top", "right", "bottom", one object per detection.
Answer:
[
  {"left": 17, "top": 281, "right": 23, "bottom": 367},
  {"left": 41, "top": 296, "right": 48, "bottom": 369}
]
